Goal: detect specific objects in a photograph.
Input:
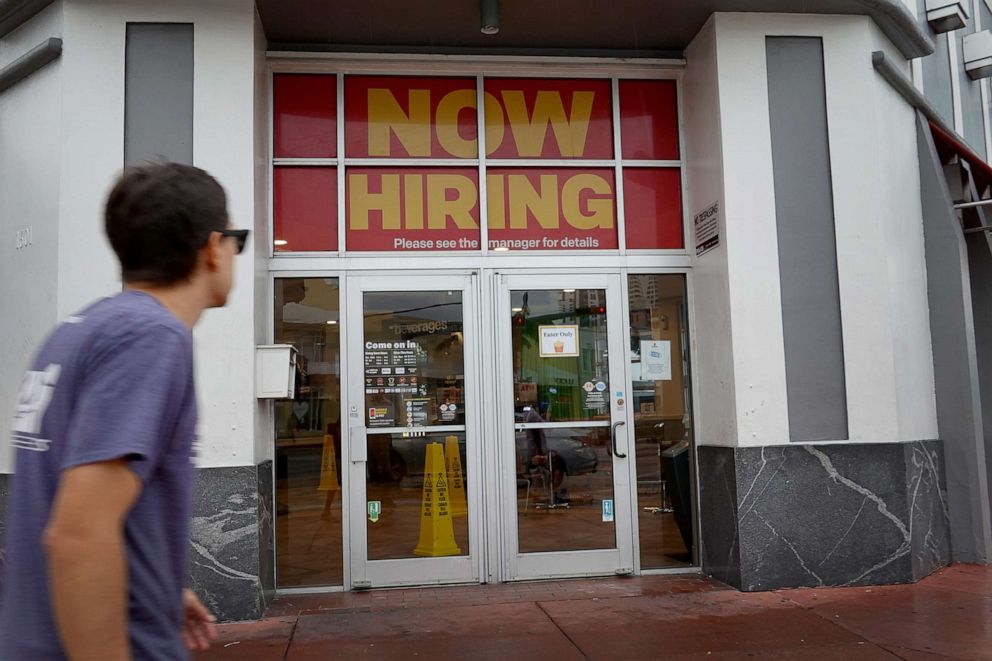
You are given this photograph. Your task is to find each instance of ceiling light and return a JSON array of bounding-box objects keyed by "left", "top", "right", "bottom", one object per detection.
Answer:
[
  {"left": 493, "top": 246, "right": 509, "bottom": 252},
  {"left": 274, "top": 239, "right": 288, "bottom": 247},
  {"left": 480, "top": 0, "right": 499, "bottom": 34},
  {"left": 512, "top": 307, "right": 523, "bottom": 312},
  {"left": 326, "top": 320, "right": 338, "bottom": 325},
  {"left": 563, "top": 289, "right": 576, "bottom": 293}
]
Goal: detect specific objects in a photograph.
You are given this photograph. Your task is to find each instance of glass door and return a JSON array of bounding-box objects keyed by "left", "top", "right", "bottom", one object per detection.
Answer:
[
  {"left": 345, "top": 274, "right": 480, "bottom": 588},
  {"left": 496, "top": 273, "right": 634, "bottom": 579}
]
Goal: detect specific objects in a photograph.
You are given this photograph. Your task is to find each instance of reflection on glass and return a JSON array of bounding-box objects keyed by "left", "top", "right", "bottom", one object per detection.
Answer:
[
  {"left": 510, "top": 290, "right": 610, "bottom": 423},
  {"left": 366, "top": 432, "right": 469, "bottom": 560},
  {"left": 274, "top": 278, "right": 343, "bottom": 587},
  {"left": 363, "top": 291, "right": 470, "bottom": 560},
  {"left": 628, "top": 275, "right": 694, "bottom": 568},
  {"left": 516, "top": 427, "right": 615, "bottom": 553},
  {"left": 363, "top": 291, "right": 465, "bottom": 428},
  {"left": 511, "top": 289, "right": 616, "bottom": 554}
]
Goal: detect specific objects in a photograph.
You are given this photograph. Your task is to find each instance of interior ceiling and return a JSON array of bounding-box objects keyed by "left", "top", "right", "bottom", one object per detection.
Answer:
[{"left": 257, "top": 0, "right": 929, "bottom": 57}]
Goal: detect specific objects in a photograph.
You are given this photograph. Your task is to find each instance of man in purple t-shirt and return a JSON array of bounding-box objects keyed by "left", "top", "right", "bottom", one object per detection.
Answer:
[{"left": 0, "top": 163, "right": 249, "bottom": 659}]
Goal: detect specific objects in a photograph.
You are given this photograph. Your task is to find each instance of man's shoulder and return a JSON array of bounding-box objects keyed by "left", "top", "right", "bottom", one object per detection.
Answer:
[
  {"left": 38, "top": 293, "right": 191, "bottom": 370},
  {"left": 82, "top": 292, "right": 189, "bottom": 346}
]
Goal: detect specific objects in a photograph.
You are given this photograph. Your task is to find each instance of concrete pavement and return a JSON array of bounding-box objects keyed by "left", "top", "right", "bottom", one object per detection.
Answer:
[{"left": 195, "top": 564, "right": 992, "bottom": 660}]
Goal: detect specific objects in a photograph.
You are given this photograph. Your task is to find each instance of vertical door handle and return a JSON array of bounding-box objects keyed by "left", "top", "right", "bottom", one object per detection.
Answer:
[
  {"left": 350, "top": 426, "right": 367, "bottom": 463},
  {"left": 611, "top": 421, "right": 627, "bottom": 459}
]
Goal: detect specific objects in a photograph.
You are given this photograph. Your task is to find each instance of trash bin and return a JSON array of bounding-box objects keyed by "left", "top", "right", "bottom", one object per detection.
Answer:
[{"left": 661, "top": 440, "right": 693, "bottom": 558}]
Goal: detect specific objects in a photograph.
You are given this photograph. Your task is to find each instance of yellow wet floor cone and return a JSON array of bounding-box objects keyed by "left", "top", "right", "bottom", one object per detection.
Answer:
[
  {"left": 413, "top": 442, "right": 461, "bottom": 557},
  {"left": 444, "top": 436, "right": 467, "bottom": 517},
  {"left": 318, "top": 434, "right": 340, "bottom": 492}
]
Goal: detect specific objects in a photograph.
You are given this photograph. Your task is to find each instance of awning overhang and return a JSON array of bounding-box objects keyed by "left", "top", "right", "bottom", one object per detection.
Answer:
[{"left": 258, "top": 0, "right": 932, "bottom": 60}]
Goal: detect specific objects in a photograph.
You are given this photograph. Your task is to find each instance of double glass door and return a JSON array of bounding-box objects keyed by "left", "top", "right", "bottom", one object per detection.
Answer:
[
  {"left": 343, "top": 272, "right": 663, "bottom": 588},
  {"left": 496, "top": 273, "right": 634, "bottom": 579}
]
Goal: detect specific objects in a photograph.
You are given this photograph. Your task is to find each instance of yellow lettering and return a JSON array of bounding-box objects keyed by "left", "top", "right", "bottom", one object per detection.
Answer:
[
  {"left": 349, "top": 174, "right": 401, "bottom": 230},
  {"left": 484, "top": 92, "right": 506, "bottom": 156},
  {"left": 486, "top": 174, "right": 506, "bottom": 229},
  {"left": 562, "top": 174, "right": 613, "bottom": 229},
  {"left": 501, "top": 90, "right": 595, "bottom": 157},
  {"left": 367, "top": 88, "right": 431, "bottom": 157},
  {"left": 404, "top": 175, "right": 425, "bottom": 230},
  {"left": 508, "top": 174, "right": 559, "bottom": 229},
  {"left": 427, "top": 175, "right": 479, "bottom": 230},
  {"left": 435, "top": 89, "right": 478, "bottom": 158}
]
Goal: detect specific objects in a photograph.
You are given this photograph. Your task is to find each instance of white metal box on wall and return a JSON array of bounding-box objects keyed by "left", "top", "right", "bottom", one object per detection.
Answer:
[{"left": 255, "top": 344, "right": 298, "bottom": 399}]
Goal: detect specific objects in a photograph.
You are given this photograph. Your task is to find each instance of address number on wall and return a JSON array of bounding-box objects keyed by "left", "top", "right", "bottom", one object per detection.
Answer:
[{"left": 15, "top": 226, "right": 32, "bottom": 250}]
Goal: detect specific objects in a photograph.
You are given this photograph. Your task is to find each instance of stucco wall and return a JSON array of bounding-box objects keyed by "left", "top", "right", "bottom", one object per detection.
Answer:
[
  {"left": 0, "top": 2, "right": 63, "bottom": 474},
  {"left": 36, "top": 0, "right": 259, "bottom": 469},
  {"left": 709, "top": 13, "right": 937, "bottom": 446}
]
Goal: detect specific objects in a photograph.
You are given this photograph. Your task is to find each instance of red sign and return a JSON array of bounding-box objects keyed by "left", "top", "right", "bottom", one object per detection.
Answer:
[
  {"left": 273, "top": 75, "right": 682, "bottom": 253},
  {"left": 487, "top": 168, "right": 617, "bottom": 250},
  {"left": 346, "top": 168, "right": 481, "bottom": 251},
  {"left": 345, "top": 77, "right": 478, "bottom": 159},
  {"left": 483, "top": 78, "right": 613, "bottom": 159}
]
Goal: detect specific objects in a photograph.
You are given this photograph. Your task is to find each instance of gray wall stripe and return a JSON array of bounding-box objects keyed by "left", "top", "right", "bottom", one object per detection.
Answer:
[
  {"left": 124, "top": 23, "right": 193, "bottom": 166},
  {"left": 0, "top": 36, "right": 60, "bottom": 94},
  {"left": 766, "top": 36, "right": 849, "bottom": 442},
  {"left": 916, "top": 112, "right": 992, "bottom": 563}
]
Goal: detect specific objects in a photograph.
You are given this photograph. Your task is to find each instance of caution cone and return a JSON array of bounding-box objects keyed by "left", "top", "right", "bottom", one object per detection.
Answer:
[
  {"left": 318, "top": 434, "right": 340, "bottom": 492},
  {"left": 413, "top": 442, "right": 461, "bottom": 557},
  {"left": 444, "top": 436, "right": 467, "bottom": 517}
]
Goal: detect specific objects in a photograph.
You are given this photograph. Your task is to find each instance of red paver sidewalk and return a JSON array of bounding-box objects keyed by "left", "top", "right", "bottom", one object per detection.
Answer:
[{"left": 195, "top": 565, "right": 992, "bottom": 660}]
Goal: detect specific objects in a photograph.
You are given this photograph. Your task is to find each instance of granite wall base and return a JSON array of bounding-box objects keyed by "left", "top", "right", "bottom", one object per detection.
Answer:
[
  {"left": 699, "top": 441, "right": 950, "bottom": 591},
  {"left": 188, "top": 463, "right": 275, "bottom": 622}
]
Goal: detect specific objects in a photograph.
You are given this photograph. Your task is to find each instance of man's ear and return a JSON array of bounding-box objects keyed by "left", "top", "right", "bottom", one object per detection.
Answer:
[{"left": 202, "top": 231, "right": 223, "bottom": 271}]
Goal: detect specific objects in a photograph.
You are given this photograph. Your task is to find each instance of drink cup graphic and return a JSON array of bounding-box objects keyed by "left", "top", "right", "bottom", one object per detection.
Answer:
[{"left": 554, "top": 340, "right": 565, "bottom": 353}]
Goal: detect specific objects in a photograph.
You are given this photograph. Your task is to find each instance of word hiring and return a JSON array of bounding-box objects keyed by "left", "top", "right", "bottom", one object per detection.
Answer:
[
  {"left": 367, "top": 87, "right": 598, "bottom": 158},
  {"left": 349, "top": 172, "right": 614, "bottom": 237}
]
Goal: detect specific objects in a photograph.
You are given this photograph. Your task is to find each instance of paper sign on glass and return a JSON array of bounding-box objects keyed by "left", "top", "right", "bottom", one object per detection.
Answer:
[
  {"left": 539, "top": 325, "right": 579, "bottom": 357},
  {"left": 641, "top": 340, "right": 672, "bottom": 380}
]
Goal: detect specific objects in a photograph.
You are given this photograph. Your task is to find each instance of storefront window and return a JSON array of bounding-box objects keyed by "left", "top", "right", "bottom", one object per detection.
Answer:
[
  {"left": 273, "top": 278, "right": 342, "bottom": 587},
  {"left": 271, "top": 74, "right": 683, "bottom": 255},
  {"left": 273, "top": 167, "right": 337, "bottom": 252},
  {"left": 628, "top": 275, "right": 694, "bottom": 568}
]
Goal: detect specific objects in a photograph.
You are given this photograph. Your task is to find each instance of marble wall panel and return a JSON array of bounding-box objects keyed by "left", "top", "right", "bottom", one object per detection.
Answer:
[
  {"left": 698, "top": 447, "right": 742, "bottom": 587},
  {"left": 699, "top": 441, "right": 950, "bottom": 591},
  {"left": 256, "top": 460, "right": 275, "bottom": 606},
  {"left": 188, "top": 465, "right": 267, "bottom": 622}
]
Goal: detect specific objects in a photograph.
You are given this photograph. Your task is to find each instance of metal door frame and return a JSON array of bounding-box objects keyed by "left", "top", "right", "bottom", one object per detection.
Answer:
[
  {"left": 344, "top": 272, "right": 484, "bottom": 588},
  {"left": 492, "top": 270, "right": 636, "bottom": 581}
]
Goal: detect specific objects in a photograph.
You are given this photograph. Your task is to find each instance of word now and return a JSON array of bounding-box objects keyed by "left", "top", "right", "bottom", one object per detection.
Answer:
[
  {"left": 348, "top": 171, "right": 614, "bottom": 232},
  {"left": 366, "top": 88, "right": 598, "bottom": 158}
]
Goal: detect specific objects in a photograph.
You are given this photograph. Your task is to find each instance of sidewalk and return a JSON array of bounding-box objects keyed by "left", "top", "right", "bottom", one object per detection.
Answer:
[{"left": 195, "top": 564, "right": 992, "bottom": 660}]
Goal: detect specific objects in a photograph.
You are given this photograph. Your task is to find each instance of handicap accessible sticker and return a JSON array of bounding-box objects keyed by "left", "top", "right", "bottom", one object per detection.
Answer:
[
  {"left": 368, "top": 500, "right": 381, "bottom": 523},
  {"left": 602, "top": 499, "right": 614, "bottom": 523}
]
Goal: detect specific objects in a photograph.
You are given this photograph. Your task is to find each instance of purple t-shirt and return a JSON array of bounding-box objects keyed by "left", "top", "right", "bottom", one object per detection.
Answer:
[{"left": 0, "top": 291, "right": 198, "bottom": 660}]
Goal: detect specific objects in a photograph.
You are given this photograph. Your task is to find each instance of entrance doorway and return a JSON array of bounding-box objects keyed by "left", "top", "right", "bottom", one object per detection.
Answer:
[
  {"left": 345, "top": 274, "right": 481, "bottom": 588},
  {"left": 273, "top": 271, "right": 696, "bottom": 590},
  {"left": 496, "top": 273, "right": 635, "bottom": 579}
]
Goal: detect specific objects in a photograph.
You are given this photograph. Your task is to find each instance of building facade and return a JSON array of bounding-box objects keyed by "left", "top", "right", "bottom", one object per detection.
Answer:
[{"left": 2, "top": 0, "right": 991, "bottom": 621}]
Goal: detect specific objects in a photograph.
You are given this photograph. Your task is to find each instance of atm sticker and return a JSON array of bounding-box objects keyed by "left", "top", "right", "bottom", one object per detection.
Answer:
[{"left": 602, "top": 499, "right": 614, "bottom": 522}]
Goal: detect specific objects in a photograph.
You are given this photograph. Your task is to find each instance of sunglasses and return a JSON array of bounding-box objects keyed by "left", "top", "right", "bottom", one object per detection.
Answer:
[{"left": 215, "top": 229, "right": 250, "bottom": 254}]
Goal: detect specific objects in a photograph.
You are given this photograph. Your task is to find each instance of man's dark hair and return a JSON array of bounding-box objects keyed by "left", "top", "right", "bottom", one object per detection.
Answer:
[{"left": 105, "top": 163, "right": 228, "bottom": 285}]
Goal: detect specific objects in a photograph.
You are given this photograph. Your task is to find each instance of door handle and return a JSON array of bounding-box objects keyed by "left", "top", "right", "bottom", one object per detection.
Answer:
[
  {"left": 350, "top": 426, "right": 367, "bottom": 463},
  {"left": 611, "top": 421, "right": 627, "bottom": 459}
]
